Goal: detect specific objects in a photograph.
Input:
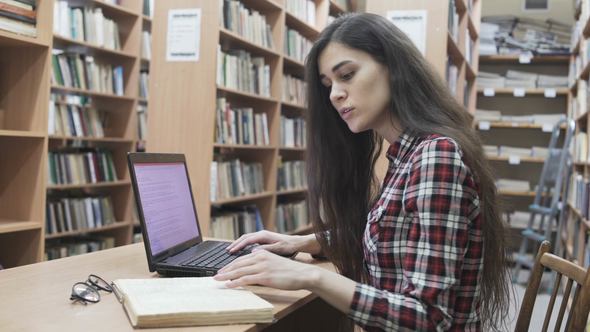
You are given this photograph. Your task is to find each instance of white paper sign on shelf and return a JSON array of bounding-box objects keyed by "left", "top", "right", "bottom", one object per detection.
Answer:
[
  {"left": 518, "top": 51, "right": 533, "bottom": 64},
  {"left": 508, "top": 155, "right": 521, "bottom": 165},
  {"left": 513, "top": 88, "right": 526, "bottom": 97},
  {"left": 478, "top": 121, "right": 491, "bottom": 130},
  {"left": 542, "top": 123, "right": 554, "bottom": 132},
  {"left": 386, "top": 10, "right": 427, "bottom": 56},
  {"left": 483, "top": 88, "right": 495, "bottom": 97},
  {"left": 544, "top": 88, "right": 557, "bottom": 98},
  {"left": 166, "top": 8, "right": 202, "bottom": 62}
]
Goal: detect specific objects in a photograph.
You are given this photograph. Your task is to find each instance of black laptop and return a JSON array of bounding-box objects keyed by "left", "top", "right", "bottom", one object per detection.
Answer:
[{"left": 128, "top": 152, "right": 253, "bottom": 277}]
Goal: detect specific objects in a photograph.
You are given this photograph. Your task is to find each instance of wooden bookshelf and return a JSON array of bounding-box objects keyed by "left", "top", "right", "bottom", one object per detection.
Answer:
[
  {"left": 364, "top": 0, "right": 482, "bottom": 115},
  {"left": 43, "top": 0, "right": 145, "bottom": 264},
  {"left": 476, "top": 51, "right": 570, "bottom": 250},
  {"left": 564, "top": 2, "right": 590, "bottom": 267},
  {"left": 147, "top": 0, "right": 336, "bottom": 239},
  {"left": 0, "top": 0, "right": 54, "bottom": 268}
]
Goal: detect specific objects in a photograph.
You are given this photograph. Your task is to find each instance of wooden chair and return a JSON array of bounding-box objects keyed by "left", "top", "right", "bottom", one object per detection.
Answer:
[{"left": 515, "top": 241, "right": 590, "bottom": 331}]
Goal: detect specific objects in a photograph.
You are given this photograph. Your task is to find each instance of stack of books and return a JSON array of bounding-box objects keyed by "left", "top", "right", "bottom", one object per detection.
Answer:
[
  {"left": 276, "top": 200, "right": 308, "bottom": 233},
  {"left": 477, "top": 70, "right": 568, "bottom": 89},
  {"left": 496, "top": 178, "right": 531, "bottom": 193},
  {"left": 0, "top": 0, "right": 36, "bottom": 37},
  {"left": 479, "top": 15, "right": 571, "bottom": 56},
  {"left": 210, "top": 206, "right": 263, "bottom": 240}
]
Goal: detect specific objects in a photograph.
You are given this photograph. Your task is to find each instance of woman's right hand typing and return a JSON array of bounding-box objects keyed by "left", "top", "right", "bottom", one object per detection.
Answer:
[{"left": 226, "top": 230, "right": 322, "bottom": 256}]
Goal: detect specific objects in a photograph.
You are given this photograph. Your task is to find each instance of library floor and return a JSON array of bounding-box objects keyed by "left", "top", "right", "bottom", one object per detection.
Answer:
[{"left": 508, "top": 272, "right": 566, "bottom": 331}]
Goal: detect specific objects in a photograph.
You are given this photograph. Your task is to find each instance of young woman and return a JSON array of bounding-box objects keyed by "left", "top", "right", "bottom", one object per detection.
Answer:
[{"left": 214, "top": 13, "right": 510, "bottom": 331}]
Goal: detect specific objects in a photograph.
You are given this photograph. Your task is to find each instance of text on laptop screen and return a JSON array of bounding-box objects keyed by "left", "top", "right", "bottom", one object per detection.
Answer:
[{"left": 134, "top": 162, "right": 200, "bottom": 256}]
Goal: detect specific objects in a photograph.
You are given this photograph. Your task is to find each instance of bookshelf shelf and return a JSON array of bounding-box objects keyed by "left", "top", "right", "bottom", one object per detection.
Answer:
[
  {"left": 281, "top": 101, "right": 307, "bottom": 111},
  {"left": 329, "top": 0, "right": 346, "bottom": 15},
  {"left": 475, "top": 121, "right": 566, "bottom": 130},
  {"left": 240, "top": 0, "right": 282, "bottom": 12},
  {"left": 50, "top": 86, "right": 136, "bottom": 101},
  {"left": 283, "top": 55, "right": 305, "bottom": 70},
  {"left": 213, "top": 143, "right": 277, "bottom": 151},
  {"left": 277, "top": 188, "right": 308, "bottom": 196},
  {"left": 279, "top": 146, "right": 306, "bottom": 152},
  {"left": 0, "top": 130, "right": 46, "bottom": 138},
  {"left": 0, "top": 30, "right": 49, "bottom": 48},
  {"left": 476, "top": 88, "right": 569, "bottom": 96},
  {"left": 487, "top": 156, "right": 545, "bottom": 164},
  {"left": 498, "top": 190, "right": 537, "bottom": 197},
  {"left": 285, "top": 11, "right": 321, "bottom": 40},
  {"left": 0, "top": 221, "right": 41, "bottom": 234},
  {"left": 447, "top": 32, "right": 464, "bottom": 64},
  {"left": 46, "top": 180, "right": 131, "bottom": 191},
  {"left": 52, "top": 35, "right": 136, "bottom": 60},
  {"left": 93, "top": 0, "right": 139, "bottom": 18},
  {"left": 219, "top": 28, "right": 280, "bottom": 58},
  {"left": 211, "top": 191, "right": 274, "bottom": 206},
  {"left": 48, "top": 136, "right": 134, "bottom": 143},
  {"left": 216, "top": 86, "right": 280, "bottom": 104},
  {"left": 45, "top": 221, "right": 132, "bottom": 240},
  {"left": 479, "top": 55, "right": 571, "bottom": 64}
]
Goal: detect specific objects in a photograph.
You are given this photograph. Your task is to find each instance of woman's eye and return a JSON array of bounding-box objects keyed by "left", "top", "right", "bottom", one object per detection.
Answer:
[{"left": 341, "top": 72, "right": 354, "bottom": 81}]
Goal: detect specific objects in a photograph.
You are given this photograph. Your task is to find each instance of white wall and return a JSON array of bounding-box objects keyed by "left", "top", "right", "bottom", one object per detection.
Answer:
[{"left": 482, "top": 0, "right": 574, "bottom": 25}]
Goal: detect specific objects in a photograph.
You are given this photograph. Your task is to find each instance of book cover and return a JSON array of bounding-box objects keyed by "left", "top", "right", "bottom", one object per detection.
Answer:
[{"left": 112, "top": 277, "right": 274, "bottom": 328}]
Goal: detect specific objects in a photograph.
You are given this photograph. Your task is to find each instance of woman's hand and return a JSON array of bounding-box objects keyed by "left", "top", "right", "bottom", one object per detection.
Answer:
[
  {"left": 227, "top": 230, "right": 320, "bottom": 256},
  {"left": 214, "top": 250, "right": 320, "bottom": 290}
]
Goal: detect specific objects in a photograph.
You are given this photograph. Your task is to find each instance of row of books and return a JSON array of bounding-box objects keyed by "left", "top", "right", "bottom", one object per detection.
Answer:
[
  {"left": 137, "top": 104, "right": 147, "bottom": 141},
  {"left": 45, "top": 196, "right": 116, "bottom": 235},
  {"left": 47, "top": 149, "right": 118, "bottom": 186},
  {"left": 139, "top": 71, "right": 149, "bottom": 99},
  {"left": 51, "top": 51, "right": 124, "bottom": 96},
  {"left": 53, "top": 2, "right": 121, "bottom": 50},
  {"left": 210, "top": 159, "right": 264, "bottom": 202},
  {"left": 45, "top": 236, "right": 115, "bottom": 260},
  {"left": 276, "top": 200, "right": 308, "bottom": 233},
  {"left": 570, "top": 173, "right": 590, "bottom": 221},
  {"left": 496, "top": 178, "right": 531, "bottom": 193},
  {"left": 475, "top": 109, "right": 566, "bottom": 126},
  {"left": 575, "top": 132, "right": 588, "bottom": 163},
  {"left": 210, "top": 206, "right": 263, "bottom": 240},
  {"left": 446, "top": 62, "right": 459, "bottom": 96},
  {"left": 483, "top": 145, "right": 550, "bottom": 159},
  {"left": 280, "top": 115, "right": 306, "bottom": 148},
  {"left": 477, "top": 70, "right": 568, "bottom": 89},
  {"left": 221, "top": 0, "right": 274, "bottom": 50},
  {"left": 447, "top": 0, "right": 459, "bottom": 42},
  {"left": 277, "top": 160, "right": 306, "bottom": 191},
  {"left": 283, "top": 74, "right": 307, "bottom": 106},
  {"left": 0, "top": 0, "right": 36, "bottom": 37},
  {"left": 48, "top": 100, "right": 105, "bottom": 138},
  {"left": 141, "top": 31, "right": 151, "bottom": 60},
  {"left": 216, "top": 47, "right": 271, "bottom": 97},
  {"left": 285, "top": 0, "right": 316, "bottom": 27},
  {"left": 215, "top": 97, "right": 270, "bottom": 146},
  {"left": 284, "top": 28, "right": 312, "bottom": 63},
  {"left": 479, "top": 16, "right": 570, "bottom": 56}
]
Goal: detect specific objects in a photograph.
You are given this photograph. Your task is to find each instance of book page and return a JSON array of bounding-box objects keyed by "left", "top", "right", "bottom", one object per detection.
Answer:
[{"left": 113, "top": 277, "right": 274, "bottom": 316}]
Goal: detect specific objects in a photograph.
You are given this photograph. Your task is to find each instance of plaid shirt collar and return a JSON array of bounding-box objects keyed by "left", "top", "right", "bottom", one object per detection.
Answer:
[{"left": 386, "top": 129, "right": 421, "bottom": 168}]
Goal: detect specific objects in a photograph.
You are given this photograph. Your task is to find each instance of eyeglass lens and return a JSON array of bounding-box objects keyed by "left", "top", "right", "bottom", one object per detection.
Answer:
[
  {"left": 71, "top": 282, "right": 100, "bottom": 303},
  {"left": 88, "top": 274, "right": 112, "bottom": 293}
]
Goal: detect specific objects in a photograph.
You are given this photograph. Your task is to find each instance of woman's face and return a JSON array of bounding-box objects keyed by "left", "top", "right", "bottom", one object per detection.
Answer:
[{"left": 318, "top": 42, "right": 392, "bottom": 135}]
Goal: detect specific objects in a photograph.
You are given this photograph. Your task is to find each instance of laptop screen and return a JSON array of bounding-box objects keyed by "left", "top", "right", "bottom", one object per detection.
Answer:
[{"left": 133, "top": 162, "right": 200, "bottom": 256}]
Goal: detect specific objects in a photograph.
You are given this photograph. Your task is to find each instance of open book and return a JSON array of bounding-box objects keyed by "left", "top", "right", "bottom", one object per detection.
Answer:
[{"left": 112, "top": 277, "right": 274, "bottom": 328}]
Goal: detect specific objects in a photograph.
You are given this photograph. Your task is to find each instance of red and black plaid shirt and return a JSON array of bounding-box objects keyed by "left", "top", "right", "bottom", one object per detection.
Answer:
[{"left": 349, "top": 131, "right": 483, "bottom": 331}]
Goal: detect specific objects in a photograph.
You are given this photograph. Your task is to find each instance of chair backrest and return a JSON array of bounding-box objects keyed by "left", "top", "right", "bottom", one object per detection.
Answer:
[{"left": 515, "top": 241, "right": 590, "bottom": 331}]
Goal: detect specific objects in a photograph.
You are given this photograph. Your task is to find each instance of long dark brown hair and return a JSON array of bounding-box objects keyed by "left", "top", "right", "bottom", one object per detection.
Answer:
[{"left": 305, "top": 13, "right": 510, "bottom": 330}]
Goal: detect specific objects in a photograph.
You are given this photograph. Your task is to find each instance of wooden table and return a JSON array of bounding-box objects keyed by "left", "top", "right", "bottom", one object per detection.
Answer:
[{"left": 0, "top": 243, "right": 341, "bottom": 331}]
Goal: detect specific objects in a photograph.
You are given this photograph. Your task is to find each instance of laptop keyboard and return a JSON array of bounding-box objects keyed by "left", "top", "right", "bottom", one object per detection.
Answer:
[{"left": 183, "top": 242, "right": 249, "bottom": 269}]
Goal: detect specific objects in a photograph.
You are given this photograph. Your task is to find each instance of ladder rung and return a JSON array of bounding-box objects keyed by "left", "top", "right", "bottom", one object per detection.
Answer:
[{"left": 521, "top": 229, "right": 546, "bottom": 242}]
